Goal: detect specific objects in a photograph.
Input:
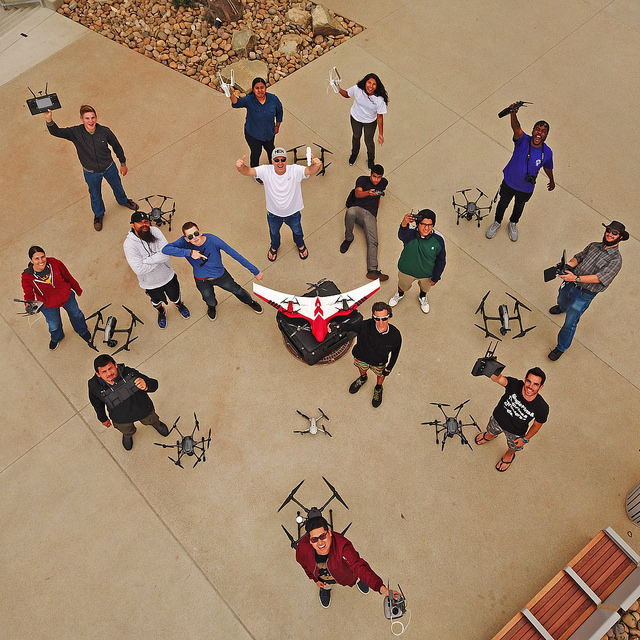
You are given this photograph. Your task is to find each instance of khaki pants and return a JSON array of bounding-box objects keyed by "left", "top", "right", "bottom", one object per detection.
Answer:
[
  {"left": 113, "top": 411, "right": 160, "bottom": 437},
  {"left": 397, "top": 271, "right": 433, "bottom": 295}
]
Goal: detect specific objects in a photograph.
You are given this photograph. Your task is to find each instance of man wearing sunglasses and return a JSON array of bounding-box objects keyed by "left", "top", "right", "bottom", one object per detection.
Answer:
[
  {"left": 389, "top": 209, "right": 446, "bottom": 314},
  {"left": 349, "top": 301, "right": 401, "bottom": 408},
  {"left": 235, "top": 147, "right": 321, "bottom": 262},
  {"left": 548, "top": 221, "right": 627, "bottom": 360},
  {"left": 162, "top": 221, "right": 264, "bottom": 322},
  {"left": 296, "top": 516, "right": 399, "bottom": 609}
]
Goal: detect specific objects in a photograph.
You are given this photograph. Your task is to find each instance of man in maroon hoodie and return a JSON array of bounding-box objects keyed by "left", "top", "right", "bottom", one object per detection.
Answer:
[{"left": 295, "top": 516, "right": 398, "bottom": 608}]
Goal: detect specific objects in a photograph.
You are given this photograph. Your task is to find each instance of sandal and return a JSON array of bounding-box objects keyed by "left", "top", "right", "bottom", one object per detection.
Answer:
[
  {"left": 475, "top": 432, "right": 492, "bottom": 446},
  {"left": 495, "top": 454, "right": 515, "bottom": 472},
  {"left": 267, "top": 247, "right": 277, "bottom": 262},
  {"left": 298, "top": 245, "right": 309, "bottom": 260}
]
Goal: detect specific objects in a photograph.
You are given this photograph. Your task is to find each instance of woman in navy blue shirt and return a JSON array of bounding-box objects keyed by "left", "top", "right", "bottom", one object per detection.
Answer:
[{"left": 231, "top": 77, "right": 284, "bottom": 168}]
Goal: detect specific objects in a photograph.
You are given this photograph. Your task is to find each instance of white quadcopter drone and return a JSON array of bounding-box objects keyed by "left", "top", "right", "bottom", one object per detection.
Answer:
[
  {"left": 328, "top": 66, "right": 341, "bottom": 93},
  {"left": 294, "top": 408, "right": 331, "bottom": 437},
  {"left": 218, "top": 69, "right": 235, "bottom": 98}
]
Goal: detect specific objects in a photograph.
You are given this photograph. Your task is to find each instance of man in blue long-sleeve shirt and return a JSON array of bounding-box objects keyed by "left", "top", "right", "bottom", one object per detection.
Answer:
[{"left": 162, "top": 221, "right": 264, "bottom": 322}]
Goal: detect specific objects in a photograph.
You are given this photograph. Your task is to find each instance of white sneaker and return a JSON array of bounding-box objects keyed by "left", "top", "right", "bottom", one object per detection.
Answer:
[
  {"left": 389, "top": 292, "right": 404, "bottom": 307},
  {"left": 486, "top": 221, "right": 501, "bottom": 239},
  {"left": 508, "top": 222, "right": 519, "bottom": 242},
  {"left": 420, "top": 295, "right": 430, "bottom": 314}
]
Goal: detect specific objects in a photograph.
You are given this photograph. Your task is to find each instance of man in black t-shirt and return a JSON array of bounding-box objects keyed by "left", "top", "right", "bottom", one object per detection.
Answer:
[
  {"left": 475, "top": 367, "right": 549, "bottom": 472},
  {"left": 340, "top": 165, "right": 389, "bottom": 281}
]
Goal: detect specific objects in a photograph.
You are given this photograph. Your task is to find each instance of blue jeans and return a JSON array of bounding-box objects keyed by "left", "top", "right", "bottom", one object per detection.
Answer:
[
  {"left": 83, "top": 162, "right": 128, "bottom": 218},
  {"left": 267, "top": 211, "right": 304, "bottom": 251},
  {"left": 555, "top": 282, "right": 597, "bottom": 352},
  {"left": 40, "top": 292, "right": 88, "bottom": 343},
  {"left": 194, "top": 269, "right": 253, "bottom": 309}
]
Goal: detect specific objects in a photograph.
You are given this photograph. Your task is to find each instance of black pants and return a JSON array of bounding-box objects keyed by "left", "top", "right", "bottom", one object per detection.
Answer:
[
  {"left": 245, "top": 130, "right": 275, "bottom": 167},
  {"left": 494, "top": 180, "right": 533, "bottom": 224},
  {"left": 350, "top": 116, "right": 377, "bottom": 163},
  {"left": 145, "top": 273, "right": 181, "bottom": 309}
]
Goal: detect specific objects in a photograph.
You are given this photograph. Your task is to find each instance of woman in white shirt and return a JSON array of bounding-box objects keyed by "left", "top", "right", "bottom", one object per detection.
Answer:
[{"left": 338, "top": 73, "right": 389, "bottom": 169}]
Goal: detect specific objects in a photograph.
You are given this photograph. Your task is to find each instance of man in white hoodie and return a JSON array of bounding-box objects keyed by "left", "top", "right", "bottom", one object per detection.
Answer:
[{"left": 123, "top": 212, "right": 190, "bottom": 328}]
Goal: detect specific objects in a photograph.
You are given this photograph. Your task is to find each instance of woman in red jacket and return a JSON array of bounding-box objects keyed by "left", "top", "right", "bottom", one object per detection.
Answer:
[{"left": 21, "top": 246, "right": 91, "bottom": 351}]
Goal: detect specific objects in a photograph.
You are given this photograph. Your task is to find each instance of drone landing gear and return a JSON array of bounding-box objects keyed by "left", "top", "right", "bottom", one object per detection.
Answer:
[{"left": 288, "top": 143, "right": 333, "bottom": 175}]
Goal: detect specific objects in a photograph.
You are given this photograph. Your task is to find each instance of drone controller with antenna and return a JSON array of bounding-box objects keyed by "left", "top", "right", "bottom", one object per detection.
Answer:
[{"left": 26, "top": 84, "right": 61, "bottom": 115}]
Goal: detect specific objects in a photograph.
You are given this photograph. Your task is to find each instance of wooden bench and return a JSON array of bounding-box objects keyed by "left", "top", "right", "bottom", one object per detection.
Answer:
[{"left": 491, "top": 527, "right": 640, "bottom": 640}]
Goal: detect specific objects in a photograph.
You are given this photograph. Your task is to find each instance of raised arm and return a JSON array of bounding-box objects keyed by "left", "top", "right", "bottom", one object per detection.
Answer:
[
  {"left": 235, "top": 155, "right": 257, "bottom": 177},
  {"left": 510, "top": 105, "right": 523, "bottom": 141}
]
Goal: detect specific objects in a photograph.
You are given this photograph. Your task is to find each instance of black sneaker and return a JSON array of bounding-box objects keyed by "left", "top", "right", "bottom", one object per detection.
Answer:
[
  {"left": 349, "top": 376, "right": 368, "bottom": 394},
  {"left": 366, "top": 270, "right": 389, "bottom": 282},
  {"left": 123, "top": 198, "right": 139, "bottom": 211},
  {"left": 372, "top": 385, "right": 383, "bottom": 408},
  {"left": 549, "top": 305, "right": 563, "bottom": 315},
  {"left": 122, "top": 435, "right": 133, "bottom": 450},
  {"left": 207, "top": 307, "right": 217, "bottom": 322},
  {"left": 340, "top": 239, "right": 352, "bottom": 254},
  {"left": 348, "top": 155, "right": 357, "bottom": 166},
  {"left": 248, "top": 300, "right": 263, "bottom": 314},
  {"left": 49, "top": 340, "right": 59, "bottom": 351},
  {"left": 319, "top": 588, "right": 331, "bottom": 608},
  {"left": 81, "top": 331, "right": 92, "bottom": 343},
  {"left": 548, "top": 347, "right": 564, "bottom": 361},
  {"left": 367, "top": 159, "right": 375, "bottom": 170},
  {"left": 153, "top": 421, "right": 169, "bottom": 437},
  {"left": 157, "top": 304, "right": 167, "bottom": 329},
  {"left": 357, "top": 580, "right": 370, "bottom": 595}
]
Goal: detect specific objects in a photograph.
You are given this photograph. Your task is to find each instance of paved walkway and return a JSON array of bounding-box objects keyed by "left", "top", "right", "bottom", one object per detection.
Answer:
[{"left": 1, "top": 1, "right": 640, "bottom": 638}]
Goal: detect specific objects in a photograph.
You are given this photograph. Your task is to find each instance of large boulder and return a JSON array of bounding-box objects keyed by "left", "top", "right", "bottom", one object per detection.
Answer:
[
  {"left": 311, "top": 4, "right": 348, "bottom": 37},
  {"left": 286, "top": 6, "right": 311, "bottom": 28},
  {"left": 223, "top": 59, "right": 269, "bottom": 93},
  {"left": 232, "top": 28, "right": 257, "bottom": 57}
]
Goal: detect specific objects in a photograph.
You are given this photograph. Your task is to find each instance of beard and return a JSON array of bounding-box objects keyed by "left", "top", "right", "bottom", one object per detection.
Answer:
[
  {"left": 602, "top": 232, "right": 619, "bottom": 247},
  {"left": 136, "top": 227, "right": 155, "bottom": 242}
]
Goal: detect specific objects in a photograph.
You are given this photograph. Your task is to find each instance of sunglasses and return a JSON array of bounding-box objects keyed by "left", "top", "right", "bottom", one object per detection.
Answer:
[
  {"left": 309, "top": 531, "right": 329, "bottom": 544},
  {"left": 273, "top": 158, "right": 287, "bottom": 163},
  {"left": 185, "top": 230, "right": 200, "bottom": 240},
  {"left": 373, "top": 315, "right": 390, "bottom": 322},
  {"left": 605, "top": 228, "right": 620, "bottom": 237}
]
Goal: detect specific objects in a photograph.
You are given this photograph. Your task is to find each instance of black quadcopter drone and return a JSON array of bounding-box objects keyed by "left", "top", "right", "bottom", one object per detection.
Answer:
[
  {"left": 138, "top": 194, "right": 175, "bottom": 230},
  {"left": 294, "top": 408, "right": 331, "bottom": 437},
  {"left": 13, "top": 299, "right": 44, "bottom": 316},
  {"left": 277, "top": 477, "right": 351, "bottom": 549},
  {"left": 288, "top": 143, "right": 333, "bottom": 175},
  {"left": 154, "top": 413, "right": 211, "bottom": 468},
  {"left": 474, "top": 290, "right": 535, "bottom": 341},
  {"left": 452, "top": 188, "right": 493, "bottom": 227},
  {"left": 85, "top": 304, "right": 144, "bottom": 354},
  {"left": 422, "top": 399, "right": 480, "bottom": 451}
]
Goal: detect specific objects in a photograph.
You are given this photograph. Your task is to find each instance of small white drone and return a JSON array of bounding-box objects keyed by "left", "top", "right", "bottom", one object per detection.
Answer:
[
  {"left": 218, "top": 69, "right": 235, "bottom": 97},
  {"left": 328, "top": 66, "right": 341, "bottom": 93},
  {"left": 294, "top": 408, "right": 331, "bottom": 437}
]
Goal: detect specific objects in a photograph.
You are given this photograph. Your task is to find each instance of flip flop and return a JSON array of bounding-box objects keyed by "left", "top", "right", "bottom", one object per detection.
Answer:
[
  {"left": 475, "top": 432, "right": 492, "bottom": 446},
  {"left": 267, "top": 247, "right": 277, "bottom": 262},
  {"left": 495, "top": 454, "right": 515, "bottom": 472},
  {"left": 298, "top": 245, "right": 309, "bottom": 260}
]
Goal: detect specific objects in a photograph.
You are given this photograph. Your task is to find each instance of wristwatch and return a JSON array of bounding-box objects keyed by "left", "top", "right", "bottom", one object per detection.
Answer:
[{"left": 575, "top": 276, "right": 581, "bottom": 283}]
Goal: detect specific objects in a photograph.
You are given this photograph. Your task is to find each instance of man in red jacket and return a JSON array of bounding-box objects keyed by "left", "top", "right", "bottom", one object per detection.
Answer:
[{"left": 295, "top": 516, "right": 397, "bottom": 609}]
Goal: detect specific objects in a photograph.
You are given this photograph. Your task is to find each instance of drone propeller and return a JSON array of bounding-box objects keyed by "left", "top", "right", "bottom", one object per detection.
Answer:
[
  {"left": 154, "top": 442, "right": 175, "bottom": 449},
  {"left": 430, "top": 402, "right": 450, "bottom": 408},
  {"left": 318, "top": 408, "right": 330, "bottom": 421},
  {"left": 475, "top": 290, "right": 491, "bottom": 315},
  {"left": 322, "top": 476, "right": 349, "bottom": 510},
  {"left": 324, "top": 427, "right": 333, "bottom": 438},
  {"left": 453, "top": 399, "right": 471, "bottom": 417},
  {"left": 277, "top": 479, "right": 305, "bottom": 512},
  {"left": 121, "top": 304, "right": 145, "bottom": 326},
  {"left": 468, "top": 415, "right": 481, "bottom": 431},
  {"left": 340, "top": 522, "right": 353, "bottom": 537},
  {"left": 281, "top": 524, "right": 298, "bottom": 549},
  {"left": 296, "top": 409, "right": 310, "bottom": 421},
  {"left": 505, "top": 292, "right": 532, "bottom": 312},
  {"left": 168, "top": 455, "right": 183, "bottom": 468}
]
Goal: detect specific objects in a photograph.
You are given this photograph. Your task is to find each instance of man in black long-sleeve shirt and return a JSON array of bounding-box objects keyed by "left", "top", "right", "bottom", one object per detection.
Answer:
[
  {"left": 349, "top": 301, "right": 401, "bottom": 408},
  {"left": 44, "top": 104, "right": 138, "bottom": 231},
  {"left": 88, "top": 354, "right": 168, "bottom": 451}
]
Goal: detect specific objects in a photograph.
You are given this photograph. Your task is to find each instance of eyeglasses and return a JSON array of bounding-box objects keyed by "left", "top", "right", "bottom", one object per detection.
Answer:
[
  {"left": 185, "top": 230, "right": 200, "bottom": 240},
  {"left": 418, "top": 222, "right": 433, "bottom": 227},
  {"left": 273, "top": 158, "right": 286, "bottom": 163},
  {"left": 309, "top": 531, "right": 329, "bottom": 544},
  {"left": 373, "top": 315, "right": 390, "bottom": 322},
  {"left": 605, "top": 228, "right": 620, "bottom": 237}
]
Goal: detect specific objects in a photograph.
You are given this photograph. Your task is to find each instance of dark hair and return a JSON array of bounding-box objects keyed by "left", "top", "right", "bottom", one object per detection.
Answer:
[
  {"left": 356, "top": 73, "right": 389, "bottom": 105},
  {"left": 526, "top": 367, "right": 546, "bottom": 386},
  {"left": 28, "top": 245, "right": 45, "bottom": 259},
  {"left": 182, "top": 221, "right": 199, "bottom": 234},
  {"left": 372, "top": 164, "right": 384, "bottom": 176},
  {"left": 533, "top": 120, "right": 550, "bottom": 132},
  {"left": 94, "top": 354, "right": 115, "bottom": 372},
  {"left": 305, "top": 516, "right": 329, "bottom": 533},
  {"left": 416, "top": 209, "right": 436, "bottom": 225},
  {"left": 252, "top": 77, "right": 267, "bottom": 90},
  {"left": 372, "top": 301, "right": 392, "bottom": 317},
  {"left": 79, "top": 104, "right": 96, "bottom": 116}
]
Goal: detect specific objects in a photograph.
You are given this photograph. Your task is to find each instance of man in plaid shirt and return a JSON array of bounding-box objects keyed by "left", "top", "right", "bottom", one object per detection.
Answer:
[{"left": 548, "top": 221, "right": 628, "bottom": 360}]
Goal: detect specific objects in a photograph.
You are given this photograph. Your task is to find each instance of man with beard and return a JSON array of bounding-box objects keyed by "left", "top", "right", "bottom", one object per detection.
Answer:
[
  {"left": 123, "top": 212, "right": 190, "bottom": 328},
  {"left": 547, "top": 221, "right": 627, "bottom": 360}
]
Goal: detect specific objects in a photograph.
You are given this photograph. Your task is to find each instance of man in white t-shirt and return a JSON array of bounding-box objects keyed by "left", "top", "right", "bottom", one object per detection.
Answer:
[{"left": 236, "top": 147, "right": 321, "bottom": 262}]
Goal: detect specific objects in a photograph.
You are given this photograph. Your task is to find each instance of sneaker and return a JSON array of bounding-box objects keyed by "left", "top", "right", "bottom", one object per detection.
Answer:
[
  {"left": 486, "top": 221, "right": 501, "bottom": 239},
  {"left": 548, "top": 347, "right": 564, "bottom": 361},
  {"left": 157, "top": 305, "right": 167, "bottom": 329},
  {"left": 153, "top": 421, "right": 169, "bottom": 437},
  {"left": 389, "top": 292, "right": 404, "bottom": 307},
  {"left": 340, "top": 239, "right": 352, "bottom": 254},
  {"left": 319, "top": 588, "right": 331, "bottom": 608},
  {"left": 372, "top": 385, "right": 383, "bottom": 408},
  {"left": 549, "top": 305, "right": 563, "bottom": 315},
  {"left": 248, "top": 300, "right": 263, "bottom": 314},
  {"left": 175, "top": 302, "right": 190, "bottom": 319},
  {"left": 123, "top": 198, "right": 139, "bottom": 211},
  {"left": 367, "top": 159, "right": 375, "bottom": 170},
  {"left": 81, "top": 331, "right": 92, "bottom": 343},
  {"left": 348, "top": 155, "right": 357, "bottom": 166},
  {"left": 122, "top": 435, "right": 133, "bottom": 450},
  {"left": 508, "top": 222, "right": 519, "bottom": 242},
  {"left": 93, "top": 216, "right": 103, "bottom": 231},
  {"left": 49, "top": 340, "right": 59, "bottom": 351},
  {"left": 367, "top": 270, "right": 389, "bottom": 282},
  {"left": 420, "top": 294, "right": 430, "bottom": 314},
  {"left": 255, "top": 177, "right": 264, "bottom": 185},
  {"left": 349, "top": 376, "right": 368, "bottom": 394},
  {"left": 207, "top": 307, "right": 217, "bottom": 322},
  {"left": 357, "top": 580, "right": 370, "bottom": 595}
]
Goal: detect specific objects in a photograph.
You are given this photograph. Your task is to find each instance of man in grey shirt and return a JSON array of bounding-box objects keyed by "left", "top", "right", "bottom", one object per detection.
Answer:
[{"left": 548, "top": 221, "right": 627, "bottom": 360}]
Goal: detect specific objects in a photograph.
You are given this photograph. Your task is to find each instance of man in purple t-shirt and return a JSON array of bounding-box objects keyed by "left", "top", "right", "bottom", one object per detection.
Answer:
[{"left": 486, "top": 103, "right": 555, "bottom": 242}]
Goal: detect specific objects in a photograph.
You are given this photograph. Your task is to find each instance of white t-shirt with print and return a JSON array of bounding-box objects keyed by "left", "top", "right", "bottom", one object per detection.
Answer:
[
  {"left": 254, "top": 163, "right": 307, "bottom": 217},
  {"left": 347, "top": 85, "right": 387, "bottom": 124}
]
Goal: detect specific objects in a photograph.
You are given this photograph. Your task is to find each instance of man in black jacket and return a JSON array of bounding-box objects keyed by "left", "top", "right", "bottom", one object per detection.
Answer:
[
  {"left": 44, "top": 104, "right": 139, "bottom": 231},
  {"left": 88, "top": 354, "right": 168, "bottom": 450}
]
